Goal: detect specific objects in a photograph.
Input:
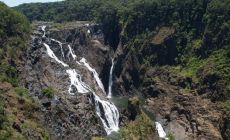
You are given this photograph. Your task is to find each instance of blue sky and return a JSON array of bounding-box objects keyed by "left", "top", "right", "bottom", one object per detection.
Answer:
[{"left": 0, "top": 0, "right": 63, "bottom": 7}]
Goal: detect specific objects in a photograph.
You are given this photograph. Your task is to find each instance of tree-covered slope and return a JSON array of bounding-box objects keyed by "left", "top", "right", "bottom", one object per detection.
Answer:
[{"left": 0, "top": 2, "right": 49, "bottom": 139}]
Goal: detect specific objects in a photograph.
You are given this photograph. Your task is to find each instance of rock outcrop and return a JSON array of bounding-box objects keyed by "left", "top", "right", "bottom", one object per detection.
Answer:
[{"left": 143, "top": 67, "right": 223, "bottom": 140}]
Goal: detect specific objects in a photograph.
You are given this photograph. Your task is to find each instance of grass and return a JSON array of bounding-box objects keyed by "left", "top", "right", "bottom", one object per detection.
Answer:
[
  {"left": 192, "top": 39, "right": 203, "bottom": 49},
  {"left": 91, "top": 137, "right": 106, "bottom": 140},
  {"left": 171, "top": 56, "right": 206, "bottom": 82},
  {"left": 14, "top": 87, "right": 29, "bottom": 97}
]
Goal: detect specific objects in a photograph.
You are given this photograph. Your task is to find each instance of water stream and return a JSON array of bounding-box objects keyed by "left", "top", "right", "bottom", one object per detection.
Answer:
[
  {"left": 41, "top": 26, "right": 119, "bottom": 135},
  {"left": 107, "top": 59, "right": 114, "bottom": 98},
  {"left": 51, "top": 39, "right": 65, "bottom": 58},
  {"left": 156, "top": 122, "right": 168, "bottom": 139},
  {"left": 67, "top": 45, "right": 77, "bottom": 60},
  {"left": 79, "top": 58, "right": 105, "bottom": 93},
  {"left": 41, "top": 25, "right": 46, "bottom": 37},
  {"left": 43, "top": 43, "right": 68, "bottom": 67}
]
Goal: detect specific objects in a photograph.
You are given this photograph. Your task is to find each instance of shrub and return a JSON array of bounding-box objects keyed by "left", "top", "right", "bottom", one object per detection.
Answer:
[
  {"left": 166, "top": 132, "right": 175, "bottom": 140},
  {"left": 0, "top": 101, "right": 6, "bottom": 129},
  {"left": 120, "top": 110, "right": 155, "bottom": 139},
  {"left": 14, "top": 87, "right": 29, "bottom": 97},
  {"left": 42, "top": 87, "right": 55, "bottom": 98},
  {"left": 0, "top": 130, "right": 11, "bottom": 140}
]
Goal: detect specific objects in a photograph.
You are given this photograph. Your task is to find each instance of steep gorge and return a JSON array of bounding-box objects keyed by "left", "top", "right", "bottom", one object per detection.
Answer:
[
  {"left": 17, "top": 20, "right": 170, "bottom": 140},
  {"left": 1, "top": 0, "right": 229, "bottom": 139},
  {"left": 17, "top": 20, "right": 227, "bottom": 140}
]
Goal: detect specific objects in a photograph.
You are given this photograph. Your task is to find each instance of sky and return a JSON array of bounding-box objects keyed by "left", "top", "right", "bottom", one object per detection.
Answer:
[{"left": 0, "top": 0, "right": 63, "bottom": 7}]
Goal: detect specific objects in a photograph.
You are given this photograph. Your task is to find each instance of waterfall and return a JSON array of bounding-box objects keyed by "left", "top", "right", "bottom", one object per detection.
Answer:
[
  {"left": 65, "top": 66, "right": 119, "bottom": 134},
  {"left": 68, "top": 45, "right": 77, "bottom": 60},
  {"left": 51, "top": 39, "right": 65, "bottom": 58},
  {"left": 41, "top": 25, "right": 46, "bottom": 37},
  {"left": 155, "top": 122, "right": 168, "bottom": 140},
  {"left": 93, "top": 92, "right": 119, "bottom": 134},
  {"left": 107, "top": 59, "right": 114, "bottom": 98},
  {"left": 78, "top": 58, "right": 119, "bottom": 134},
  {"left": 79, "top": 58, "right": 105, "bottom": 93},
  {"left": 66, "top": 69, "right": 90, "bottom": 95},
  {"left": 41, "top": 26, "right": 119, "bottom": 135},
  {"left": 43, "top": 43, "right": 68, "bottom": 67}
]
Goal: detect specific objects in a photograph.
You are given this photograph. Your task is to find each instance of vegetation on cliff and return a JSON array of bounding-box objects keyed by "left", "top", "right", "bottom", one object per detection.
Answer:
[
  {"left": 0, "top": 2, "right": 49, "bottom": 140},
  {"left": 120, "top": 110, "right": 155, "bottom": 140},
  {"left": 0, "top": 2, "right": 30, "bottom": 86}
]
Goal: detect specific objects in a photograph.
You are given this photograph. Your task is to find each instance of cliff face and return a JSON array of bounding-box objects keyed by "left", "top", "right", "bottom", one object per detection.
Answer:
[
  {"left": 19, "top": 21, "right": 114, "bottom": 139},
  {"left": 111, "top": 26, "right": 225, "bottom": 140}
]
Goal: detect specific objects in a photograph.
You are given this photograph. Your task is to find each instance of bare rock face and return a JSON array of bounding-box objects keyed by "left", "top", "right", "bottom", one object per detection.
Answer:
[
  {"left": 127, "top": 97, "right": 141, "bottom": 121},
  {"left": 20, "top": 22, "right": 113, "bottom": 139}
]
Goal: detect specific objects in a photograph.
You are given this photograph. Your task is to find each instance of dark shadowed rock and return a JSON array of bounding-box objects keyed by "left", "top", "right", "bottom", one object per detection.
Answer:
[{"left": 127, "top": 96, "right": 141, "bottom": 121}]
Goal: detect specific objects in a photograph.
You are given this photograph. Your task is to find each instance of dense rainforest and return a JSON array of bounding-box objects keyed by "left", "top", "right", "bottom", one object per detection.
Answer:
[{"left": 0, "top": 0, "right": 229, "bottom": 139}]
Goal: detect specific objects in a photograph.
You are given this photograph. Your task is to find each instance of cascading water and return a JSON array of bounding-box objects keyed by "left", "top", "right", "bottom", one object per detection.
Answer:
[
  {"left": 79, "top": 58, "right": 105, "bottom": 93},
  {"left": 51, "top": 39, "right": 65, "bottom": 58},
  {"left": 93, "top": 92, "right": 119, "bottom": 134},
  {"left": 66, "top": 69, "right": 90, "bottom": 94},
  {"left": 41, "top": 25, "right": 46, "bottom": 37},
  {"left": 156, "top": 122, "right": 168, "bottom": 140},
  {"left": 43, "top": 43, "right": 68, "bottom": 67},
  {"left": 41, "top": 26, "right": 119, "bottom": 135},
  {"left": 65, "top": 66, "right": 119, "bottom": 134},
  {"left": 107, "top": 59, "right": 114, "bottom": 98},
  {"left": 67, "top": 45, "right": 77, "bottom": 60},
  {"left": 78, "top": 58, "right": 119, "bottom": 134}
]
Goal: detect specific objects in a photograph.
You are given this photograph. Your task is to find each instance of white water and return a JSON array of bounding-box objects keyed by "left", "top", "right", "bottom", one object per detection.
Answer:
[
  {"left": 79, "top": 58, "right": 105, "bottom": 93},
  {"left": 93, "top": 92, "right": 119, "bottom": 134},
  {"left": 43, "top": 43, "right": 69, "bottom": 67},
  {"left": 41, "top": 25, "right": 46, "bottom": 37},
  {"left": 68, "top": 45, "right": 77, "bottom": 60},
  {"left": 66, "top": 69, "right": 90, "bottom": 94},
  {"left": 66, "top": 67, "right": 119, "bottom": 134},
  {"left": 51, "top": 39, "right": 65, "bottom": 58},
  {"left": 65, "top": 69, "right": 119, "bottom": 134},
  {"left": 107, "top": 59, "right": 114, "bottom": 98},
  {"left": 78, "top": 58, "right": 119, "bottom": 134},
  {"left": 156, "top": 122, "right": 168, "bottom": 139},
  {"left": 41, "top": 26, "right": 119, "bottom": 135}
]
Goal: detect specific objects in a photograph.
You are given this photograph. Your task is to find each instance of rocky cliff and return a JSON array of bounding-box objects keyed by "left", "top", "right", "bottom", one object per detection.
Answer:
[
  {"left": 111, "top": 26, "right": 226, "bottom": 140},
  {"left": 19, "top": 21, "right": 118, "bottom": 139}
]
